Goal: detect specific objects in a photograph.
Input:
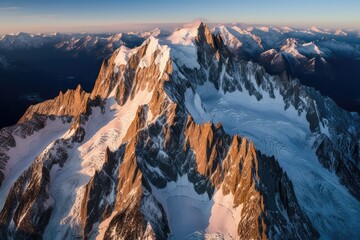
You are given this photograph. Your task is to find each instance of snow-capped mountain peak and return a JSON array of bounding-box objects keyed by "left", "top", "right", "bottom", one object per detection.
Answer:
[
  {"left": 335, "top": 29, "right": 348, "bottom": 36},
  {"left": 167, "top": 21, "right": 201, "bottom": 45},
  {"left": 310, "top": 26, "right": 325, "bottom": 33},
  {"left": 0, "top": 22, "right": 360, "bottom": 240}
]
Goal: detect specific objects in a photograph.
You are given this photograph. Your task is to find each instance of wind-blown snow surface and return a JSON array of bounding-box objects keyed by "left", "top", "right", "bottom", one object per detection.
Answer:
[
  {"left": 150, "top": 176, "right": 240, "bottom": 240},
  {"left": 164, "top": 23, "right": 200, "bottom": 69},
  {"left": 184, "top": 81, "right": 360, "bottom": 239}
]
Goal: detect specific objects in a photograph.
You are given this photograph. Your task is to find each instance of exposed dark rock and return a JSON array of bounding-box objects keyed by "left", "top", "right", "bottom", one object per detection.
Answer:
[{"left": 0, "top": 22, "right": 359, "bottom": 240}]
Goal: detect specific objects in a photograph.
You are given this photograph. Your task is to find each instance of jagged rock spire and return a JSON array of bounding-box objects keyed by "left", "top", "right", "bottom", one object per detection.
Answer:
[{"left": 0, "top": 21, "right": 359, "bottom": 240}]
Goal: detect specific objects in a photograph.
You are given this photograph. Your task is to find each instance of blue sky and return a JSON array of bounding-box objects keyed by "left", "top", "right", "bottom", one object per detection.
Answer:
[{"left": 0, "top": 0, "right": 359, "bottom": 34}]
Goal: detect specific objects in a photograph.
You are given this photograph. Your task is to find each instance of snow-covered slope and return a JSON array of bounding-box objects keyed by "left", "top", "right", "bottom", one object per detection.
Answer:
[
  {"left": 0, "top": 22, "right": 359, "bottom": 240},
  {"left": 184, "top": 71, "right": 360, "bottom": 239},
  {"left": 176, "top": 24, "right": 360, "bottom": 238},
  {"left": 0, "top": 116, "right": 72, "bottom": 208}
]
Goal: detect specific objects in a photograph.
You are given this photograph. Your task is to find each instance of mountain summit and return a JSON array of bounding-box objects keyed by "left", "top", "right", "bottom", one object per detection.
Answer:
[{"left": 0, "top": 22, "right": 359, "bottom": 239}]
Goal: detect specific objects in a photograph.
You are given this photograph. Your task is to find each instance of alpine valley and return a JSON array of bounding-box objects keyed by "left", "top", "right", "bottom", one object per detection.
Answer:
[{"left": 0, "top": 22, "right": 360, "bottom": 240}]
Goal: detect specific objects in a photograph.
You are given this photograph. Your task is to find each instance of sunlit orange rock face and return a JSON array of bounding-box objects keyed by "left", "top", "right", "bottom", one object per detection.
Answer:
[{"left": 1, "top": 22, "right": 360, "bottom": 240}]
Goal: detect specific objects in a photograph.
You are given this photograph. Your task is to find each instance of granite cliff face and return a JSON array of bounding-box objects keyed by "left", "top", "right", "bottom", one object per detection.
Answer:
[
  {"left": 0, "top": 22, "right": 359, "bottom": 239},
  {"left": 18, "top": 84, "right": 89, "bottom": 124}
]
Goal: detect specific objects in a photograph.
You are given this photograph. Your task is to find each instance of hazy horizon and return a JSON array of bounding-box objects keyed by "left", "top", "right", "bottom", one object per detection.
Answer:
[
  {"left": 1, "top": 21, "right": 360, "bottom": 36},
  {"left": 0, "top": 0, "right": 359, "bottom": 34}
]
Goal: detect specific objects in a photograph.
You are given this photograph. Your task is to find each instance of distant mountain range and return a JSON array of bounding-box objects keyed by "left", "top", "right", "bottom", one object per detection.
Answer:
[
  {"left": 0, "top": 24, "right": 359, "bottom": 129},
  {"left": 1, "top": 25, "right": 359, "bottom": 61},
  {"left": 0, "top": 30, "right": 159, "bottom": 54}
]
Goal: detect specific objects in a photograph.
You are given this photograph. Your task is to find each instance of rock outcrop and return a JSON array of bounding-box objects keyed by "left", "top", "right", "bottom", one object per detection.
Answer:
[
  {"left": 18, "top": 84, "right": 89, "bottom": 124},
  {"left": 0, "top": 22, "right": 359, "bottom": 239}
]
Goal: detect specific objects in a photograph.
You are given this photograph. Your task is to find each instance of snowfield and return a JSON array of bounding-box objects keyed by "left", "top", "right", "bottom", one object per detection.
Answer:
[
  {"left": 1, "top": 21, "right": 360, "bottom": 240},
  {"left": 0, "top": 118, "right": 71, "bottom": 210},
  {"left": 150, "top": 175, "right": 241, "bottom": 240},
  {"left": 184, "top": 80, "right": 360, "bottom": 239}
]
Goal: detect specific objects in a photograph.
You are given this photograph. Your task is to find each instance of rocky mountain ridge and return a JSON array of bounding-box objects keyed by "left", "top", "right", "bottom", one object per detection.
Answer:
[{"left": 0, "top": 22, "right": 359, "bottom": 239}]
